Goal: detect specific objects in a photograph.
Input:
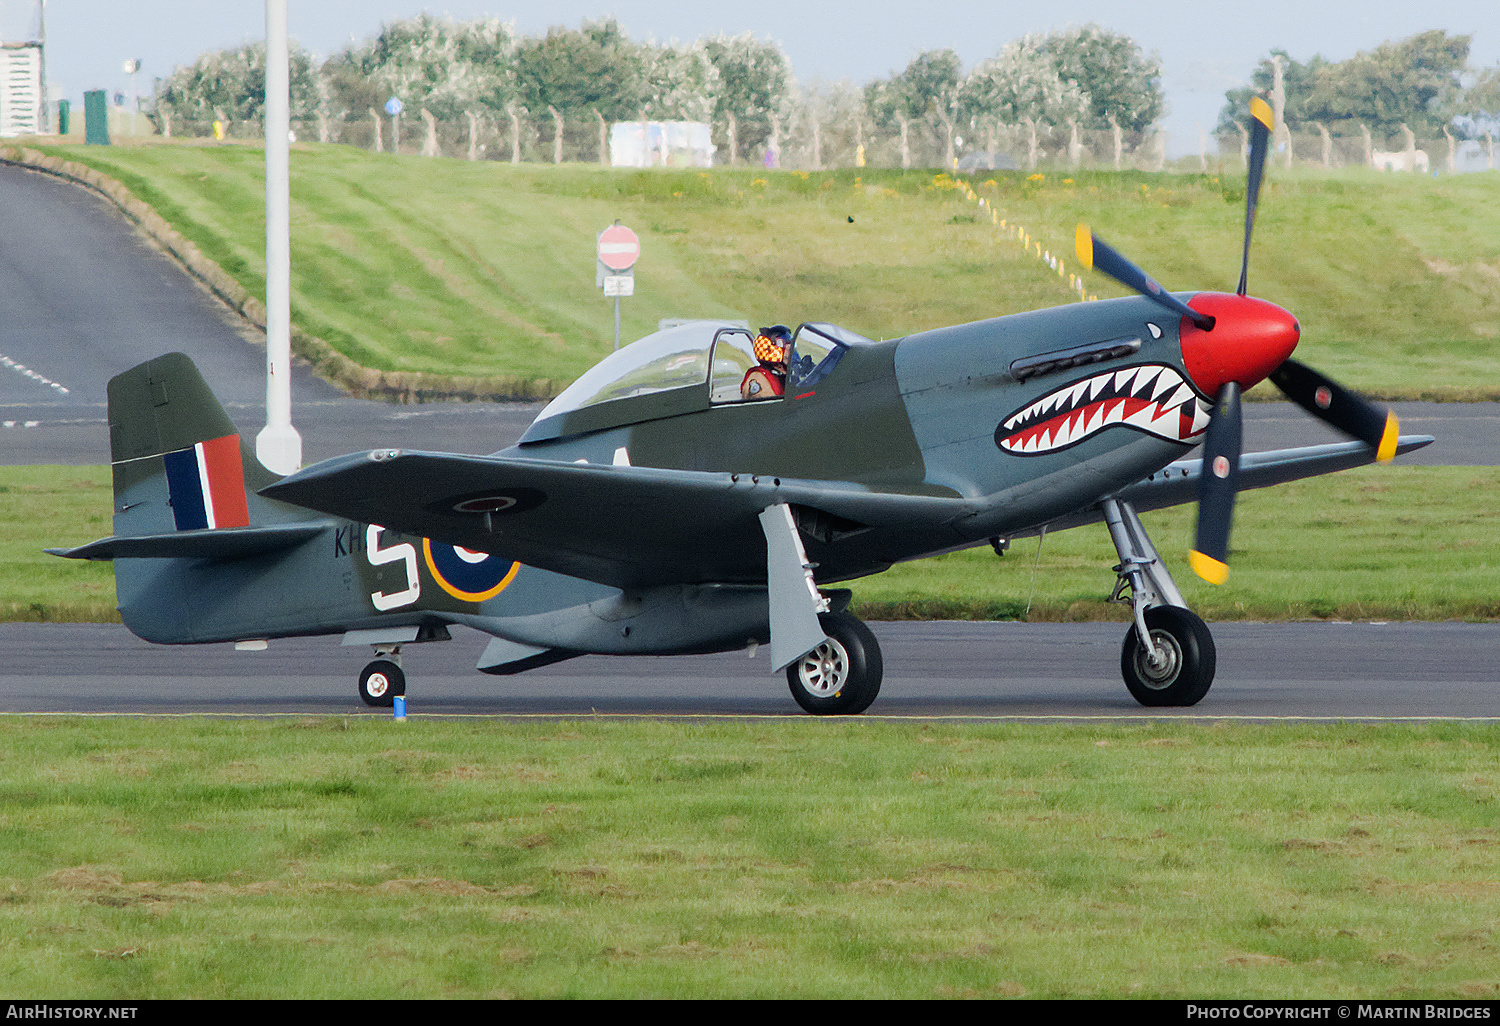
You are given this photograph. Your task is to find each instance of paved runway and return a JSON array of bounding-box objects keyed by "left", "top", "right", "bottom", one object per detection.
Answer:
[{"left": 2, "top": 621, "right": 1495, "bottom": 719}]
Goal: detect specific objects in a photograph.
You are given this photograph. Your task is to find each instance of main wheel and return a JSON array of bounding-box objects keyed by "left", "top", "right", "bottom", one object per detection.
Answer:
[
  {"left": 1121, "top": 606, "right": 1216, "bottom": 707},
  {"left": 786, "top": 611, "right": 883, "bottom": 715},
  {"left": 359, "top": 659, "right": 406, "bottom": 707}
]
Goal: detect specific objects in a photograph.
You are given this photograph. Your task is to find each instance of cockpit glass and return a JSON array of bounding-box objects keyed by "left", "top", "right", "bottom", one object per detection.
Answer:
[
  {"left": 537, "top": 322, "right": 720, "bottom": 419},
  {"left": 788, "top": 322, "right": 873, "bottom": 390},
  {"left": 536, "top": 320, "right": 878, "bottom": 420}
]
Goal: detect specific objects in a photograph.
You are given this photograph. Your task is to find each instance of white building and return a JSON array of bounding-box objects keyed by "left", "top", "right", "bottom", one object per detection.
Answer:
[
  {"left": 0, "top": 43, "right": 43, "bottom": 137},
  {"left": 610, "top": 121, "right": 714, "bottom": 168}
]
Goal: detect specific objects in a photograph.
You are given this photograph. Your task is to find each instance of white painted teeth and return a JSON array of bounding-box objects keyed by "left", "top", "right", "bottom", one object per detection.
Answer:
[{"left": 1000, "top": 363, "right": 1209, "bottom": 453}]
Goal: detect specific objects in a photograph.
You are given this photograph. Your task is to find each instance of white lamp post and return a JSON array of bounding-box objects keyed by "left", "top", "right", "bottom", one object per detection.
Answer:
[{"left": 255, "top": 0, "right": 302, "bottom": 475}]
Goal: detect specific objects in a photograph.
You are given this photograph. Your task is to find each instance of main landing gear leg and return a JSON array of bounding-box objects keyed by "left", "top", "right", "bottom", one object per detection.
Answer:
[{"left": 1101, "top": 498, "right": 1216, "bottom": 707}]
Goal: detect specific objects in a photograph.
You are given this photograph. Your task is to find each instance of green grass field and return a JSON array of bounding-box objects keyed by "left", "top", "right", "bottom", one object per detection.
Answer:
[
  {"left": 11, "top": 464, "right": 1499, "bottom": 624},
  {"left": 5, "top": 146, "right": 1500, "bottom": 1000},
  {"left": 21, "top": 140, "right": 1500, "bottom": 399},
  {"left": 2, "top": 717, "right": 1497, "bottom": 999}
]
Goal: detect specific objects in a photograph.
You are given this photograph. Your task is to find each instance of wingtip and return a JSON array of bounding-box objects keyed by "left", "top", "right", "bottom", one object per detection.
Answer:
[{"left": 1189, "top": 550, "right": 1229, "bottom": 585}]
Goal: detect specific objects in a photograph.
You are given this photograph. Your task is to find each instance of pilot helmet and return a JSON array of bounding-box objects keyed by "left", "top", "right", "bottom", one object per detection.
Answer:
[{"left": 754, "top": 325, "right": 792, "bottom": 366}]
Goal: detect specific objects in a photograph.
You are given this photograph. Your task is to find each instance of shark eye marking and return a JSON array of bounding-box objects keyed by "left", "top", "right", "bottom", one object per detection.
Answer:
[{"left": 996, "top": 363, "right": 1210, "bottom": 456}]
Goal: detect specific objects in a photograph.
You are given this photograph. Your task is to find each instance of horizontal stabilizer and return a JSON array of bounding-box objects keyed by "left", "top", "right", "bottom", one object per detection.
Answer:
[{"left": 47, "top": 521, "right": 328, "bottom": 562}]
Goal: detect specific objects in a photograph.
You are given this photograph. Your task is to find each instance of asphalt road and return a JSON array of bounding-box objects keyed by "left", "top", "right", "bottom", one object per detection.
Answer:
[
  {"left": 2, "top": 160, "right": 1495, "bottom": 721},
  {"left": 0, "top": 162, "right": 540, "bottom": 464},
  {"left": 2, "top": 621, "right": 1495, "bottom": 718}
]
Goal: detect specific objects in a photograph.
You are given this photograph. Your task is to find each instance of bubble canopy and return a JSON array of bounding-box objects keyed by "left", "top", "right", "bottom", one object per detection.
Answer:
[
  {"left": 519, "top": 321, "right": 874, "bottom": 444},
  {"left": 541, "top": 322, "right": 721, "bottom": 420}
]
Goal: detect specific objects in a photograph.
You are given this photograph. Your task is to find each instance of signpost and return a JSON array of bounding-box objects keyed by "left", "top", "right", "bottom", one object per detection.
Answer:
[{"left": 597, "top": 223, "right": 639, "bottom": 350}]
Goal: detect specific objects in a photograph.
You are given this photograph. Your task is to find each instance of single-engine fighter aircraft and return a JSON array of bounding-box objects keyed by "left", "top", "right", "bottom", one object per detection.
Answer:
[{"left": 52, "top": 100, "right": 1430, "bottom": 714}]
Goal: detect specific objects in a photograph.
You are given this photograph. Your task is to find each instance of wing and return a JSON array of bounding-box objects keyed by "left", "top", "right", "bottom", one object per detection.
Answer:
[
  {"left": 1017, "top": 435, "right": 1435, "bottom": 537},
  {"left": 260, "top": 450, "right": 974, "bottom": 590}
]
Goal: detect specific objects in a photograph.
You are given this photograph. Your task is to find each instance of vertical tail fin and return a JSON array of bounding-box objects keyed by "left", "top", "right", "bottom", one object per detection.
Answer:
[
  {"left": 107, "top": 353, "right": 280, "bottom": 535},
  {"left": 48, "top": 354, "right": 328, "bottom": 643}
]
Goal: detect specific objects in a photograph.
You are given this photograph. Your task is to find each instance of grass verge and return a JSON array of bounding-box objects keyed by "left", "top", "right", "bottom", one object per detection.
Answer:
[
  {"left": 2, "top": 716, "right": 1497, "bottom": 998},
  {"left": 15, "top": 141, "right": 1500, "bottom": 399}
]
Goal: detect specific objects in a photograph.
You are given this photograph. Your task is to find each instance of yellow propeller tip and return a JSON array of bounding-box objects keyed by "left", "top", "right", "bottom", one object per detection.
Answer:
[
  {"left": 1376, "top": 412, "right": 1399, "bottom": 463},
  {"left": 1074, "top": 224, "right": 1093, "bottom": 269},
  {"left": 1189, "top": 550, "right": 1230, "bottom": 585},
  {"left": 1250, "top": 96, "right": 1274, "bottom": 132}
]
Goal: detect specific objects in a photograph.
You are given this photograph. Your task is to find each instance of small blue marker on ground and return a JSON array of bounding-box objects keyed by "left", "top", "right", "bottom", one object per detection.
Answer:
[{"left": 393, "top": 695, "right": 406, "bottom": 721}]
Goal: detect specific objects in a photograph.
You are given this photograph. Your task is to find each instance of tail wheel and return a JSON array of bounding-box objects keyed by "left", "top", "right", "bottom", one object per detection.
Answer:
[
  {"left": 786, "top": 611, "right": 883, "bottom": 716},
  {"left": 1121, "top": 606, "right": 1216, "bottom": 707},
  {"left": 359, "top": 659, "right": 406, "bottom": 707}
]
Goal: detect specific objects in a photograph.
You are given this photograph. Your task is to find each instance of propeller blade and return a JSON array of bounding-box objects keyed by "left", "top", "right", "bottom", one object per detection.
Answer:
[
  {"left": 1236, "top": 97, "right": 1274, "bottom": 296},
  {"left": 1190, "top": 382, "right": 1242, "bottom": 585},
  {"left": 1269, "top": 358, "right": 1400, "bottom": 462},
  {"left": 1075, "top": 224, "right": 1215, "bottom": 331}
]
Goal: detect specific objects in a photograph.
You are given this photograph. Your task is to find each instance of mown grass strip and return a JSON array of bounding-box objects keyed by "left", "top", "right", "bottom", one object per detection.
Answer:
[
  {"left": 17, "top": 141, "right": 1500, "bottom": 399},
  {"left": 1, "top": 717, "right": 1497, "bottom": 998}
]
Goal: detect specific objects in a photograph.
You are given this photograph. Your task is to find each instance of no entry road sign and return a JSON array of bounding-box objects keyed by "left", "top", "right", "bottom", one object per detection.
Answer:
[{"left": 597, "top": 224, "right": 640, "bottom": 272}]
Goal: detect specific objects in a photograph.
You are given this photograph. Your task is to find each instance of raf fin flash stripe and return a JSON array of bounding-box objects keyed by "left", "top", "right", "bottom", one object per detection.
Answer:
[{"left": 164, "top": 435, "right": 250, "bottom": 530}]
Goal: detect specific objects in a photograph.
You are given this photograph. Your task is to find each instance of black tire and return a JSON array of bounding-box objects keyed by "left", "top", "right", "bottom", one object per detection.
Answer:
[
  {"left": 1121, "top": 606, "right": 1216, "bottom": 707},
  {"left": 359, "top": 660, "right": 406, "bottom": 707},
  {"left": 785, "top": 611, "right": 883, "bottom": 715}
]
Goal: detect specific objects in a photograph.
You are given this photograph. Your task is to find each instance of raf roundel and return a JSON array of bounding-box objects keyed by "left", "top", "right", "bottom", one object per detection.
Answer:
[
  {"left": 453, "top": 495, "right": 518, "bottom": 514},
  {"left": 422, "top": 540, "right": 520, "bottom": 602}
]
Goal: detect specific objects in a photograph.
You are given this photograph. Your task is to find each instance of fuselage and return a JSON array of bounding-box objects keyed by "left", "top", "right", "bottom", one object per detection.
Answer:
[
  {"left": 103, "top": 289, "right": 1300, "bottom": 661},
  {"left": 505, "top": 296, "right": 1215, "bottom": 582}
]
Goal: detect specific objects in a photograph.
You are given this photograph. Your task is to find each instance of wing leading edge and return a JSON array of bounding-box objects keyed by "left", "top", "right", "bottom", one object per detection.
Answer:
[
  {"left": 260, "top": 438, "right": 1431, "bottom": 588},
  {"left": 259, "top": 450, "right": 974, "bottom": 590},
  {"left": 1017, "top": 435, "right": 1435, "bottom": 537}
]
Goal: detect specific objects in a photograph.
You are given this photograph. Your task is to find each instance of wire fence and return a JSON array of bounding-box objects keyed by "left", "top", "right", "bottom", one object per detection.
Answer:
[{"left": 74, "top": 107, "right": 1500, "bottom": 175}]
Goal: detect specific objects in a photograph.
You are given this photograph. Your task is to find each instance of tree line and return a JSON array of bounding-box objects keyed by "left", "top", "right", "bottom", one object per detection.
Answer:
[
  {"left": 1217, "top": 30, "right": 1499, "bottom": 141},
  {"left": 155, "top": 17, "right": 1499, "bottom": 168},
  {"left": 154, "top": 16, "right": 1167, "bottom": 167}
]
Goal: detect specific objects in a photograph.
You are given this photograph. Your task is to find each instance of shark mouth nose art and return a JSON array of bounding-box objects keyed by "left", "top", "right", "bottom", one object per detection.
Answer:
[{"left": 996, "top": 364, "right": 1210, "bottom": 455}]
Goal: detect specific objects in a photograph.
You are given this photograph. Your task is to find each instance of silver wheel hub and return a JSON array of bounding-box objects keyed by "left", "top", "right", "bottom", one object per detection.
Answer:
[
  {"left": 795, "top": 638, "right": 850, "bottom": 698},
  {"left": 1136, "top": 630, "right": 1182, "bottom": 688},
  {"left": 365, "top": 672, "right": 390, "bottom": 698}
]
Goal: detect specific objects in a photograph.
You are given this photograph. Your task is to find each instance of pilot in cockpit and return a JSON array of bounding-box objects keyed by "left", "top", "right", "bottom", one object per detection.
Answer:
[{"left": 741, "top": 325, "right": 792, "bottom": 400}]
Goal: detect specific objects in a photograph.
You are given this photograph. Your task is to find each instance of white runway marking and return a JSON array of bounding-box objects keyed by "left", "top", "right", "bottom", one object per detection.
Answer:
[{"left": 0, "top": 352, "right": 70, "bottom": 395}]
